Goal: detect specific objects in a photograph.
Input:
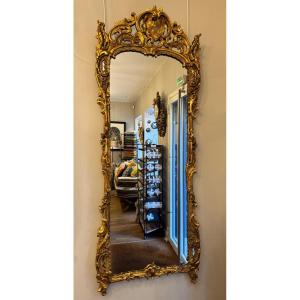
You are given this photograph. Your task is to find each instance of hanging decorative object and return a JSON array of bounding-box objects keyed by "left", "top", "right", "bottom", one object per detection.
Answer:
[
  {"left": 153, "top": 91, "right": 167, "bottom": 137},
  {"left": 138, "top": 126, "right": 144, "bottom": 145}
]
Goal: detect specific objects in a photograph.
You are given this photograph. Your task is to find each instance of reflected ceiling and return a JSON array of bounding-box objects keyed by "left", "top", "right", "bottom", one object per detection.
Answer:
[{"left": 110, "top": 53, "right": 169, "bottom": 103}]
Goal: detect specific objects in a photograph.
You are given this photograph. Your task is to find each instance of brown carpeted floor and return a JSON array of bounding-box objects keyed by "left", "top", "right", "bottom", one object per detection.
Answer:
[{"left": 110, "top": 192, "right": 179, "bottom": 274}]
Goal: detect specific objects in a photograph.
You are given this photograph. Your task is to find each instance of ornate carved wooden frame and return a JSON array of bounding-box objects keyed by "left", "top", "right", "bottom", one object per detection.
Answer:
[{"left": 95, "top": 6, "right": 201, "bottom": 295}]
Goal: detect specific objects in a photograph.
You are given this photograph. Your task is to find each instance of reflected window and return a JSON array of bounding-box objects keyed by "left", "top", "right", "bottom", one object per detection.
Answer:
[
  {"left": 170, "top": 101, "right": 178, "bottom": 243},
  {"left": 180, "top": 95, "right": 188, "bottom": 262},
  {"left": 169, "top": 93, "right": 188, "bottom": 263}
]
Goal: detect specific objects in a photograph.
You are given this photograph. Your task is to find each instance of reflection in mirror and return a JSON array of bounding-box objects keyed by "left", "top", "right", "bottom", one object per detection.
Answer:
[{"left": 110, "top": 53, "right": 188, "bottom": 275}]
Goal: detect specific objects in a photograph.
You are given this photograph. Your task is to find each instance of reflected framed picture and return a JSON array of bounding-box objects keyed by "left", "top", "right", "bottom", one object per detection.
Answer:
[{"left": 110, "top": 121, "right": 126, "bottom": 150}]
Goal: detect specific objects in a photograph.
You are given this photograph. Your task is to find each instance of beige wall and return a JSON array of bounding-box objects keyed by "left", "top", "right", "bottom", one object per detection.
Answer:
[
  {"left": 134, "top": 57, "right": 185, "bottom": 119},
  {"left": 75, "top": 0, "right": 225, "bottom": 299},
  {"left": 111, "top": 101, "right": 135, "bottom": 131},
  {"left": 110, "top": 101, "right": 135, "bottom": 163}
]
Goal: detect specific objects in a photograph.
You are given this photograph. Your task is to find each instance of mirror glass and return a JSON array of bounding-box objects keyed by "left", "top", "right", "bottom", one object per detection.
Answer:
[{"left": 110, "top": 52, "right": 188, "bottom": 274}]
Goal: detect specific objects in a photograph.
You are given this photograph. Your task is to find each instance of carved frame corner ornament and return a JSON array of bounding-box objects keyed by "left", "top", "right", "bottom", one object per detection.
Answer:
[{"left": 95, "top": 6, "right": 201, "bottom": 295}]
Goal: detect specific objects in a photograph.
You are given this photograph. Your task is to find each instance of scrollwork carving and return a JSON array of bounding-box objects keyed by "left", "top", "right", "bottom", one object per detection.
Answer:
[{"left": 95, "top": 6, "right": 201, "bottom": 294}]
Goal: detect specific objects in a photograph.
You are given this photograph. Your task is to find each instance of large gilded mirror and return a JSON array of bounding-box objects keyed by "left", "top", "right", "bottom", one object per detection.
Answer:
[{"left": 95, "top": 7, "right": 201, "bottom": 295}]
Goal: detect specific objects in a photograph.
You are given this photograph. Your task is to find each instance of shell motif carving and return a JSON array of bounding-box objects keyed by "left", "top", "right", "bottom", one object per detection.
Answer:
[
  {"left": 137, "top": 8, "right": 171, "bottom": 41},
  {"left": 95, "top": 6, "right": 201, "bottom": 295}
]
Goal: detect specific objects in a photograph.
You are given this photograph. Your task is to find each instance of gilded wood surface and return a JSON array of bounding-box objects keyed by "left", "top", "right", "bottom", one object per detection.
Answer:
[{"left": 95, "top": 6, "right": 201, "bottom": 295}]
